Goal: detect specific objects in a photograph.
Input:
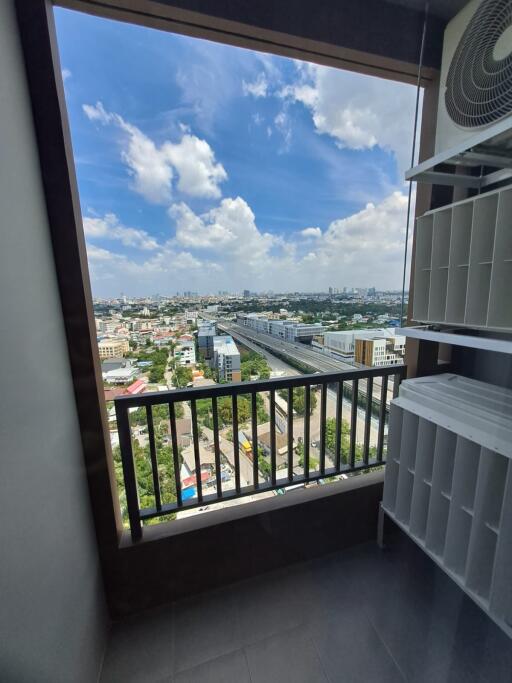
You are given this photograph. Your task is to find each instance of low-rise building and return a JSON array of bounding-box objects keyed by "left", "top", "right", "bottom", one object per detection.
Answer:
[
  {"left": 197, "top": 321, "right": 217, "bottom": 360},
  {"left": 103, "top": 366, "right": 138, "bottom": 384},
  {"left": 324, "top": 328, "right": 402, "bottom": 362},
  {"left": 97, "top": 338, "right": 130, "bottom": 359},
  {"left": 354, "top": 331, "right": 405, "bottom": 367},
  {"left": 101, "top": 357, "right": 133, "bottom": 373},
  {"left": 237, "top": 314, "right": 324, "bottom": 344},
  {"left": 212, "top": 335, "right": 241, "bottom": 382},
  {"left": 175, "top": 340, "right": 196, "bottom": 366}
]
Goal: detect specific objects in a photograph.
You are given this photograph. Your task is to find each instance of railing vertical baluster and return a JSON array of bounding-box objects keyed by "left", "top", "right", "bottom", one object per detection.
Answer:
[
  {"left": 350, "top": 379, "right": 359, "bottom": 468},
  {"left": 232, "top": 395, "right": 241, "bottom": 493},
  {"left": 393, "top": 372, "right": 401, "bottom": 398},
  {"left": 335, "top": 381, "right": 343, "bottom": 471},
  {"left": 146, "top": 405, "right": 161, "bottom": 511},
  {"left": 252, "top": 392, "right": 259, "bottom": 488},
  {"left": 168, "top": 401, "right": 182, "bottom": 508},
  {"left": 190, "top": 399, "right": 202, "bottom": 503},
  {"left": 115, "top": 403, "right": 142, "bottom": 542},
  {"left": 363, "top": 377, "right": 373, "bottom": 466},
  {"left": 287, "top": 387, "right": 294, "bottom": 482},
  {"left": 304, "top": 384, "right": 310, "bottom": 479},
  {"left": 212, "top": 396, "right": 222, "bottom": 498},
  {"left": 377, "top": 375, "right": 388, "bottom": 463},
  {"left": 114, "top": 366, "right": 406, "bottom": 524},
  {"left": 319, "top": 383, "right": 327, "bottom": 476},
  {"left": 270, "top": 389, "right": 276, "bottom": 487}
]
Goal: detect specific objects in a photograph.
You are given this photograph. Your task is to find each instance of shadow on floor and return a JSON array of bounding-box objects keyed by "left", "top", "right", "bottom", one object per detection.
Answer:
[{"left": 100, "top": 529, "right": 512, "bottom": 682}]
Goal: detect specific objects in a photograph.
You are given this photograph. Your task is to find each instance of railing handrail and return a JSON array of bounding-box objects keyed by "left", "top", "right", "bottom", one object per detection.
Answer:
[
  {"left": 114, "top": 364, "right": 406, "bottom": 542},
  {"left": 114, "top": 364, "right": 406, "bottom": 408}
]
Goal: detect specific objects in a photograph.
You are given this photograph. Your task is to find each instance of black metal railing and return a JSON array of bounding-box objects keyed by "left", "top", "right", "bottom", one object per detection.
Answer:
[{"left": 115, "top": 365, "right": 405, "bottom": 541}]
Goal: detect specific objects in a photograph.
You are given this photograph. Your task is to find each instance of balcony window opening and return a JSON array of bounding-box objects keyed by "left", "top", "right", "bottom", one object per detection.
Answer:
[{"left": 54, "top": 6, "right": 416, "bottom": 531}]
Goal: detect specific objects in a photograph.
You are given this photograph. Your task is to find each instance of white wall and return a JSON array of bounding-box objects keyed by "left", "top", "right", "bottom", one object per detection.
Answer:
[{"left": 0, "top": 2, "right": 108, "bottom": 681}]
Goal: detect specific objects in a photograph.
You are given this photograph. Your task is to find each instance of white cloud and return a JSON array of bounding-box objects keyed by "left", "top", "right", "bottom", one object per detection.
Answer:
[
  {"left": 300, "top": 227, "right": 322, "bottom": 238},
  {"left": 83, "top": 101, "right": 112, "bottom": 123},
  {"left": 83, "top": 213, "right": 159, "bottom": 250},
  {"left": 252, "top": 113, "right": 264, "bottom": 126},
  {"left": 274, "top": 110, "right": 292, "bottom": 151},
  {"left": 323, "top": 191, "right": 409, "bottom": 259},
  {"left": 171, "top": 196, "right": 274, "bottom": 261},
  {"left": 82, "top": 102, "right": 226, "bottom": 203},
  {"left": 86, "top": 244, "right": 121, "bottom": 262},
  {"left": 280, "top": 64, "right": 418, "bottom": 176},
  {"left": 87, "top": 190, "right": 411, "bottom": 295},
  {"left": 163, "top": 134, "right": 227, "bottom": 198},
  {"left": 86, "top": 239, "right": 221, "bottom": 296},
  {"left": 62, "top": 68, "right": 72, "bottom": 81},
  {"left": 242, "top": 73, "right": 268, "bottom": 98}
]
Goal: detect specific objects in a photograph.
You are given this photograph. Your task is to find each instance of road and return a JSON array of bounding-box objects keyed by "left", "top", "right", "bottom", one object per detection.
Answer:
[
  {"left": 218, "top": 320, "right": 397, "bottom": 406},
  {"left": 230, "top": 332, "right": 301, "bottom": 377},
  {"left": 219, "top": 321, "right": 356, "bottom": 373}
]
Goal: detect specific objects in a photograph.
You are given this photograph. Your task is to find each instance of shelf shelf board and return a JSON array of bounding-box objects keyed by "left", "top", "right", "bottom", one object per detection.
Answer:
[
  {"left": 399, "top": 326, "right": 512, "bottom": 355},
  {"left": 406, "top": 117, "right": 512, "bottom": 188},
  {"left": 441, "top": 490, "right": 452, "bottom": 501},
  {"left": 383, "top": 508, "right": 511, "bottom": 639},
  {"left": 461, "top": 505, "right": 474, "bottom": 516}
]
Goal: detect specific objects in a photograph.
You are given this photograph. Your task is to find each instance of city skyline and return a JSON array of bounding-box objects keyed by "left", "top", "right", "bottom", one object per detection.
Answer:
[{"left": 55, "top": 8, "right": 419, "bottom": 297}]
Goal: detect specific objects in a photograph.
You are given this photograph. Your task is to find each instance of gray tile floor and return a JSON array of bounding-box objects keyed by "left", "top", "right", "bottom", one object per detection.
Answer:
[{"left": 100, "top": 532, "right": 512, "bottom": 682}]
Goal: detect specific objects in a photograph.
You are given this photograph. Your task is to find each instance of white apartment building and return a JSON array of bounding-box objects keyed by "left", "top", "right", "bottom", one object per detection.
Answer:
[
  {"left": 95, "top": 318, "right": 118, "bottom": 334},
  {"left": 175, "top": 340, "right": 196, "bottom": 366},
  {"left": 354, "top": 331, "right": 406, "bottom": 367},
  {"left": 237, "top": 314, "right": 324, "bottom": 344},
  {"left": 212, "top": 336, "right": 241, "bottom": 382},
  {"left": 130, "top": 320, "right": 153, "bottom": 332},
  {"left": 324, "top": 328, "right": 402, "bottom": 361}
]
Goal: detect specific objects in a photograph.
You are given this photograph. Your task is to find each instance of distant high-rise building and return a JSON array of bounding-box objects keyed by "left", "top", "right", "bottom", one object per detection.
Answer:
[
  {"left": 243, "top": 289, "right": 250, "bottom": 298},
  {"left": 328, "top": 287, "right": 333, "bottom": 295}
]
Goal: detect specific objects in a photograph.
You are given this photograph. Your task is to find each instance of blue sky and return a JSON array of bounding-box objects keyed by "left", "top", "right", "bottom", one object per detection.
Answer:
[{"left": 55, "top": 7, "right": 419, "bottom": 297}]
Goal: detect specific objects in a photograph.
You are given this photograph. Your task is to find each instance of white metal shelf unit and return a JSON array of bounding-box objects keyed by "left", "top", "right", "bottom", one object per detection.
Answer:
[
  {"left": 383, "top": 374, "right": 512, "bottom": 638},
  {"left": 412, "top": 186, "right": 512, "bottom": 331}
]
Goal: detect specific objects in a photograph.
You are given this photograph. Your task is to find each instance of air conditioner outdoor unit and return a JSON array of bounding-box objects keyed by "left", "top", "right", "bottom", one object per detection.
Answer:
[{"left": 435, "top": 0, "right": 512, "bottom": 154}]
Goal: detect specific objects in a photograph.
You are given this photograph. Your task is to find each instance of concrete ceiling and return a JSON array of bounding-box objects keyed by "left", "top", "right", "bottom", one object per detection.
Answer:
[{"left": 386, "top": 0, "right": 470, "bottom": 21}]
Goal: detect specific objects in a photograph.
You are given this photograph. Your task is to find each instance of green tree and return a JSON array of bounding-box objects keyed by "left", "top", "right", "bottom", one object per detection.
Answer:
[
  {"left": 256, "top": 447, "right": 272, "bottom": 480},
  {"left": 240, "top": 351, "right": 271, "bottom": 381},
  {"left": 278, "top": 387, "right": 317, "bottom": 416},
  {"left": 112, "top": 437, "right": 180, "bottom": 527},
  {"left": 296, "top": 440, "right": 319, "bottom": 470},
  {"left": 129, "top": 403, "right": 184, "bottom": 428},
  {"left": 173, "top": 365, "right": 193, "bottom": 387},
  {"left": 323, "top": 416, "right": 374, "bottom": 465}
]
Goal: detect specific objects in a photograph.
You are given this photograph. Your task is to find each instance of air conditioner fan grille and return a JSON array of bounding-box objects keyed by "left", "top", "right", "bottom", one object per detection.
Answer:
[{"left": 445, "top": 0, "right": 512, "bottom": 128}]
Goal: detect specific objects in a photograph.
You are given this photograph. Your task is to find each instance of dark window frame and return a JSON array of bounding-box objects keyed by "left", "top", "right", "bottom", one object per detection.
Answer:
[{"left": 14, "top": 0, "right": 439, "bottom": 572}]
